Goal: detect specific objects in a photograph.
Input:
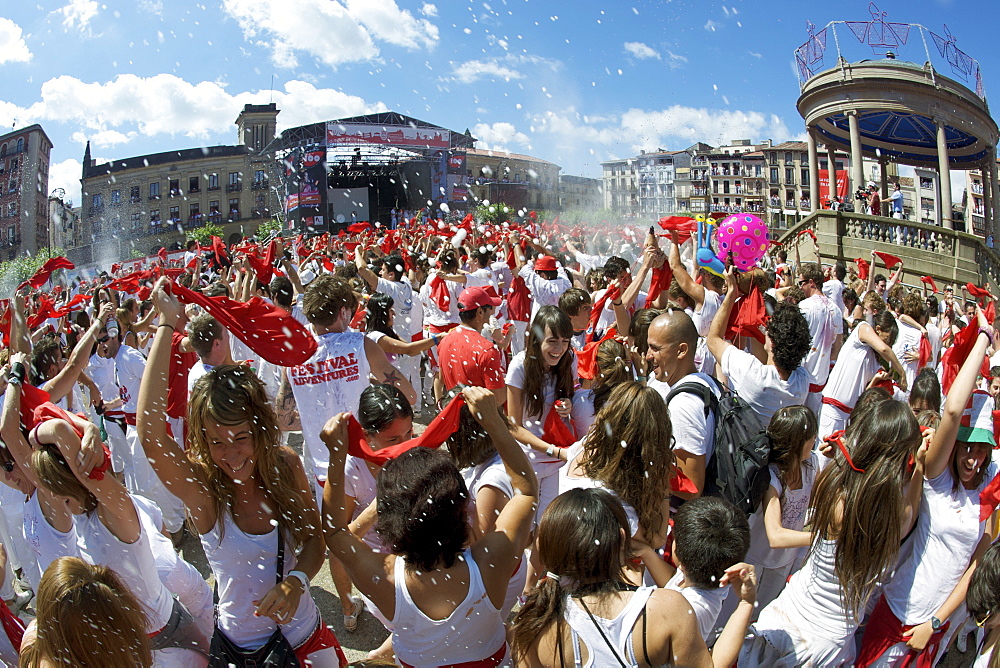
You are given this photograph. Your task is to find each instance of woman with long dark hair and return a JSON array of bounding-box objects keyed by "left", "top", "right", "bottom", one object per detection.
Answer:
[
  {"left": 741, "top": 399, "right": 924, "bottom": 666},
  {"left": 363, "top": 293, "right": 436, "bottom": 364},
  {"left": 321, "top": 386, "right": 537, "bottom": 666},
  {"left": 511, "top": 488, "right": 755, "bottom": 667},
  {"left": 137, "top": 278, "right": 343, "bottom": 666}
]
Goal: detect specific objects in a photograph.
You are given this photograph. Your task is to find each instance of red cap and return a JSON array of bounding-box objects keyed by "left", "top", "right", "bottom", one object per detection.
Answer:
[
  {"left": 458, "top": 286, "right": 502, "bottom": 311},
  {"left": 534, "top": 255, "right": 558, "bottom": 271}
]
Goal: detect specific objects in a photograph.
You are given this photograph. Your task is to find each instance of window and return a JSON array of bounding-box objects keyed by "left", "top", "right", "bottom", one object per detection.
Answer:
[
  {"left": 130, "top": 186, "right": 141, "bottom": 202},
  {"left": 8, "top": 178, "right": 17, "bottom": 193},
  {"left": 189, "top": 203, "right": 200, "bottom": 223},
  {"left": 16, "top": 139, "right": 23, "bottom": 153},
  {"left": 254, "top": 169, "right": 265, "bottom": 183},
  {"left": 169, "top": 179, "right": 180, "bottom": 197},
  {"left": 150, "top": 210, "right": 160, "bottom": 225},
  {"left": 920, "top": 177, "right": 933, "bottom": 190},
  {"left": 228, "top": 197, "right": 240, "bottom": 219},
  {"left": 784, "top": 152, "right": 793, "bottom": 165},
  {"left": 228, "top": 172, "right": 241, "bottom": 192},
  {"left": 169, "top": 206, "right": 180, "bottom": 223},
  {"left": 149, "top": 182, "right": 160, "bottom": 199},
  {"left": 0, "top": 145, "right": 5, "bottom": 158},
  {"left": 208, "top": 173, "right": 219, "bottom": 190},
  {"left": 801, "top": 168, "right": 809, "bottom": 186},
  {"left": 785, "top": 168, "right": 794, "bottom": 184},
  {"left": 92, "top": 193, "right": 103, "bottom": 208},
  {"left": 254, "top": 193, "right": 266, "bottom": 216},
  {"left": 9, "top": 157, "right": 18, "bottom": 172},
  {"left": 130, "top": 212, "right": 141, "bottom": 230},
  {"left": 6, "top": 203, "right": 15, "bottom": 218},
  {"left": 110, "top": 189, "right": 121, "bottom": 205},
  {"left": 189, "top": 176, "right": 200, "bottom": 193},
  {"left": 769, "top": 167, "right": 778, "bottom": 183}
]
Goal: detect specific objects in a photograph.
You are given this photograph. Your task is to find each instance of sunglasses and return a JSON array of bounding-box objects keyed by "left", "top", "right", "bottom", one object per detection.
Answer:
[
  {"left": 96, "top": 335, "right": 110, "bottom": 343},
  {"left": 1, "top": 461, "right": 13, "bottom": 474},
  {"left": 798, "top": 279, "right": 808, "bottom": 287}
]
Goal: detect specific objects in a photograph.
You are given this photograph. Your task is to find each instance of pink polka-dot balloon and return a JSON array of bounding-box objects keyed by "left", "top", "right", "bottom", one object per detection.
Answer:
[{"left": 715, "top": 214, "right": 769, "bottom": 272}]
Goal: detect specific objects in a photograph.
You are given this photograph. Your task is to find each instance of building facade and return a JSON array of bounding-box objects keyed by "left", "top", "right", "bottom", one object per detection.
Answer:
[
  {"left": 79, "top": 104, "right": 280, "bottom": 264},
  {"left": 465, "top": 148, "right": 560, "bottom": 211},
  {"left": 48, "top": 192, "right": 82, "bottom": 253},
  {"left": 559, "top": 174, "right": 603, "bottom": 210},
  {"left": 0, "top": 124, "right": 53, "bottom": 260}
]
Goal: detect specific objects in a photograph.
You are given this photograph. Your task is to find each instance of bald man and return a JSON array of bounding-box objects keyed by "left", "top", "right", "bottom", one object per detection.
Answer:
[{"left": 645, "top": 311, "right": 721, "bottom": 500}]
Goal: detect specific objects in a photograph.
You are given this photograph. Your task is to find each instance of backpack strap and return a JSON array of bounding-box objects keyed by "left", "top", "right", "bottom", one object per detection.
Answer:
[{"left": 664, "top": 378, "right": 720, "bottom": 418}]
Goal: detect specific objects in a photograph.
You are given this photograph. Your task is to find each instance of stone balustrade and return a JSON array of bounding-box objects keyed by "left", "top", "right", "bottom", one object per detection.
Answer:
[{"left": 775, "top": 210, "right": 1000, "bottom": 291}]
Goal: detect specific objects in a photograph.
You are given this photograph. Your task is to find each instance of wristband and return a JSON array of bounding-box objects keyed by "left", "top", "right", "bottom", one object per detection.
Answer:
[
  {"left": 158, "top": 323, "right": 176, "bottom": 332},
  {"left": 431, "top": 334, "right": 440, "bottom": 345},
  {"left": 612, "top": 300, "right": 623, "bottom": 306},
  {"left": 979, "top": 327, "right": 994, "bottom": 347},
  {"left": 286, "top": 570, "right": 310, "bottom": 590},
  {"left": 87, "top": 443, "right": 113, "bottom": 481},
  {"left": 8, "top": 362, "right": 25, "bottom": 386}
]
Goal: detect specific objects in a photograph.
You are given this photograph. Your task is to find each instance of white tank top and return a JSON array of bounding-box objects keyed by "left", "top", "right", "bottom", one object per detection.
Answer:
[
  {"left": 563, "top": 587, "right": 653, "bottom": 667},
  {"left": 823, "top": 325, "right": 881, "bottom": 408},
  {"left": 883, "top": 464, "right": 997, "bottom": 624},
  {"left": 391, "top": 549, "right": 506, "bottom": 665},
  {"left": 22, "top": 492, "right": 79, "bottom": 590},
  {"left": 763, "top": 539, "right": 855, "bottom": 643},
  {"left": 200, "top": 512, "right": 318, "bottom": 649},
  {"left": 288, "top": 331, "right": 371, "bottom": 480},
  {"left": 75, "top": 499, "right": 174, "bottom": 632}
]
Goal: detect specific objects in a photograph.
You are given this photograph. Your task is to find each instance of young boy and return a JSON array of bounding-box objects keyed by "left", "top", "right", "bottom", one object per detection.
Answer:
[{"left": 640, "top": 496, "right": 751, "bottom": 643}]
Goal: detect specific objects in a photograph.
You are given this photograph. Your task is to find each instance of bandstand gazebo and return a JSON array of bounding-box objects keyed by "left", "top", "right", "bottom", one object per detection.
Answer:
[{"left": 794, "top": 8, "right": 998, "bottom": 234}]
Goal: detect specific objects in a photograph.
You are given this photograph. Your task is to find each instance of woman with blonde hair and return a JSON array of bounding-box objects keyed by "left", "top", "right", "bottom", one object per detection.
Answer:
[
  {"left": 20, "top": 556, "right": 152, "bottom": 667},
  {"left": 559, "top": 381, "right": 674, "bottom": 553},
  {"left": 137, "top": 278, "right": 344, "bottom": 666}
]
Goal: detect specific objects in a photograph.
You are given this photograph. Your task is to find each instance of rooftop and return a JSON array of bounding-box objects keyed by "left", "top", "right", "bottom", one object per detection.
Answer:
[
  {"left": 466, "top": 147, "right": 557, "bottom": 166},
  {"left": 84, "top": 144, "right": 251, "bottom": 179}
]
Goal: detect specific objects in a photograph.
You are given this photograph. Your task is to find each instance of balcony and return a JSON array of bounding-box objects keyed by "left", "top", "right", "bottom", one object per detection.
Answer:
[
  {"left": 188, "top": 186, "right": 200, "bottom": 194},
  {"left": 169, "top": 189, "right": 182, "bottom": 197},
  {"left": 226, "top": 182, "right": 242, "bottom": 193},
  {"left": 228, "top": 210, "right": 241, "bottom": 221},
  {"left": 148, "top": 195, "right": 161, "bottom": 201},
  {"left": 207, "top": 184, "right": 220, "bottom": 191},
  {"left": 251, "top": 179, "right": 270, "bottom": 191}
]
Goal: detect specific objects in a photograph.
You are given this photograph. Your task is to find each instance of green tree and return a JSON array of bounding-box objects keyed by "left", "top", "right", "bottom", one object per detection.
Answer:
[
  {"left": 187, "top": 222, "right": 224, "bottom": 245},
  {"left": 256, "top": 218, "right": 282, "bottom": 238},
  {"left": 0, "top": 246, "right": 67, "bottom": 291}
]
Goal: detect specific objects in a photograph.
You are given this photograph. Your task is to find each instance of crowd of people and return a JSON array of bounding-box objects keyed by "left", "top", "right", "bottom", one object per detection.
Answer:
[{"left": 0, "top": 212, "right": 996, "bottom": 667}]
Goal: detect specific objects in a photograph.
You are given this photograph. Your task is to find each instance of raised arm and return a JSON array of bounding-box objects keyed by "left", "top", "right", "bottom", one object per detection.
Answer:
[
  {"left": 856, "top": 322, "right": 908, "bottom": 391},
  {"left": 42, "top": 302, "right": 113, "bottom": 403},
  {"left": 926, "top": 308, "right": 991, "bottom": 480},
  {"left": 706, "top": 267, "right": 739, "bottom": 366},
  {"left": 320, "top": 413, "right": 395, "bottom": 618},
  {"left": 9, "top": 293, "right": 31, "bottom": 356},
  {"left": 465, "top": 387, "right": 538, "bottom": 607},
  {"left": 135, "top": 277, "right": 215, "bottom": 531},
  {"left": 887, "top": 260, "right": 904, "bottom": 293},
  {"left": 668, "top": 235, "right": 705, "bottom": 306},
  {"left": 354, "top": 245, "right": 379, "bottom": 291}
]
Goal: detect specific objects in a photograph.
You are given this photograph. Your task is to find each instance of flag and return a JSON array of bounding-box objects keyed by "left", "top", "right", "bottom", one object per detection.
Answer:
[{"left": 18, "top": 257, "right": 75, "bottom": 290}]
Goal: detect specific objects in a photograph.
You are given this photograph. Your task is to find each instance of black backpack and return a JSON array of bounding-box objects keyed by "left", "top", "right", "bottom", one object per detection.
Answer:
[{"left": 665, "top": 378, "right": 772, "bottom": 515}]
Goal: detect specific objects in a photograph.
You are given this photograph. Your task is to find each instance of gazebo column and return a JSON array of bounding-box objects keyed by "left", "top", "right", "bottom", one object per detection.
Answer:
[
  {"left": 826, "top": 144, "right": 839, "bottom": 206},
  {"left": 879, "top": 154, "right": 889, "bottom": 216},
  {"left": 848, "top": 111, "right": 865, "bottom": 195},
  {"left": 806, "top": 128, "right": 820, "bottom": 212},
  {"left": 990, "top": 147, "right": 1000, "bottom": 239},
  {"left": 936, "top": 120, "right": 954, "bottom": 229},
  {"left": 982, "top": 158, "right": 993, "bottom": 239}
]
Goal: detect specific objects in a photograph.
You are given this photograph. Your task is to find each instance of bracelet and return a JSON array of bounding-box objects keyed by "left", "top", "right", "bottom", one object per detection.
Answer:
[
  {"left": 286, "top": 569, "right": 310, "bottom": 590},
  {"left": 612, "top": 300, "right": 623, "bottom": 306},
  {"left": 158, "top": 323, "right": 176, "bottom": 332},
  {"left": 8, "top": 362, "right": 25, "bottom": 386},
  {"left": 979, "top": 327, "right": 994, "bottom": 347},
  {"left": 431, "top": 334, "right": 440, "bottom": 345},
  {"left": 546, "top": 445, "right": 557, "bottom": 458}
]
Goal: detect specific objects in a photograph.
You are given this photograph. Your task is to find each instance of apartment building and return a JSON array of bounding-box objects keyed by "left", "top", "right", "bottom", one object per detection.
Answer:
[{"left": 0, "top": 124, "right": 53, "bottom": 259}]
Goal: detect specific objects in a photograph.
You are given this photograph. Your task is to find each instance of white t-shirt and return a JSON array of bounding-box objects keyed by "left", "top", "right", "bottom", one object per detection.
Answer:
[
  {"left": 591, "top": 287, "right": 646, "bottom": 332},
  {"left": 518, "top": 265, "right": 572, "bottom": 320},
  {"left": 377, "top": 277, "right": 422, "bottom": 337},
  {"left": 664, "top": 569, "right": 728, "bottom": 643},
  {"left": 559, "top": 442, "right": 639, "bottom": 537},
  {"left": 571, "top": 389, "right": 596, "bottom": 441},
  {"left": 665, "top": 373, "right": 719, "bottom": 459},
  {"left": 344, "top": 455, "right": 386, "bottom": 552},
  {"left": 288, "top": 331, "right": 371, "bottom": 480},
  {"left": 721, "top": 347, "right": 810, "bottom": 425},
  {"left": 113, "top": 344, "right": 147, "bottom": 414},
  {"left": 693, "top": 291, "right": 723, "bottom": 375},
  {"left": 745, "top": 452, "right": 821, "bottom": 570},
  {"left": 799, "top": 293, "right": 842, "bottom": 387},
  {"left": 892, "top": 319, "right": 923, "bottom": 396},
  {"left": 822, "top": 324, "right": 881, "bottom": 409},
  {"left": 822, "top": 279, "right": 846, "bottom": 317},
  {"left": 883, "top": 464, "right": 998, "bottom": 624}
]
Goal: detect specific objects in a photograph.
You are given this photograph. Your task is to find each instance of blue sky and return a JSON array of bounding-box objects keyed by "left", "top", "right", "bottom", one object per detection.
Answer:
[{"left": 0, "top": 0, "right": 993, "bottom": 206}]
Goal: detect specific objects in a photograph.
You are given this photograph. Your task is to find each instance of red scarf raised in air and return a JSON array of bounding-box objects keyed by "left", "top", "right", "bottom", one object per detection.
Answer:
[{"left": 347, "top": 394, "right": 467, "bottom": 466}]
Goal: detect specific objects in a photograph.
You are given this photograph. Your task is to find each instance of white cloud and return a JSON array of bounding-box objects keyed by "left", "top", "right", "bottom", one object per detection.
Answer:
[
  {"left": 472, "top": 122, "right": 530, "bottom": 151},
  {"left": 420, "top": 3, "right": 437, "bottom": 17},
  {"left": 57, "top": 0, "right": 99, "bottom": 30},
  {"left": 3, "top": 74, "right": 386, "bottom": 145},
  {"left": 48, "top": 158, "right": 84, "bottom": 206},
  {"left": 222, "top": 0, "right": 437, "bottom": 69},
  {"left": 447, "top": 53, "right": 561, "bottom": 84},
  {"left": 704, "top": 20, "right": 718, "bottom": 32},
  {"left": 623, "top": 41, "right": 660, "bottom": 60},
  {"left": 451, "top": 60, "right": 524, "bottom": 84},
  {"left": 138, "top": 0, "right": 163, "bottom": 14},
  {"left": 0, "top": 17, "right": 32, "bottom": 63},
  {"left": 664, "top": 50, "right": 687, "bottom": 70}
]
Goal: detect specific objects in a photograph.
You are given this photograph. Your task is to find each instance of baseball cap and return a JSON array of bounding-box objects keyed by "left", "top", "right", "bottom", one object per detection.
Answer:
[{"left": 458, "top": 286, "right": 502, "bottom": 311}]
